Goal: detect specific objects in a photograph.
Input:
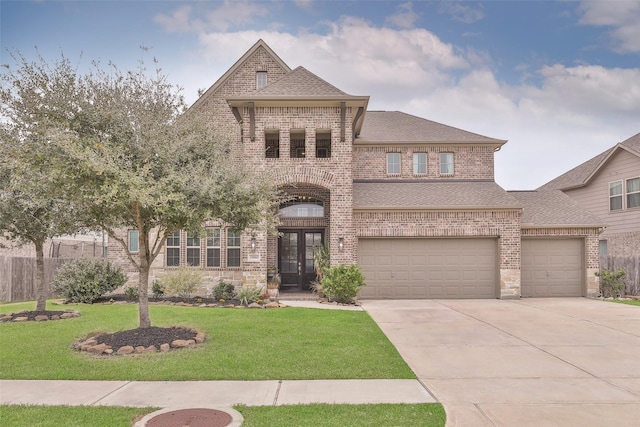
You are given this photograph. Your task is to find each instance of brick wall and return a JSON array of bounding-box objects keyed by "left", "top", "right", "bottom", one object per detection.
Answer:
[{"left": 353, "top": 145, "right": 495, "bottom": 180}]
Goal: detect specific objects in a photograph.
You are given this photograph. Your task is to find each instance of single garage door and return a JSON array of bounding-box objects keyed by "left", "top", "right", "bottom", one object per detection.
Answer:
[
  {"left": 521, "top": 238, "right": 584, "bottom": 297},
  {"left": 358, "top": 238, "right": 498, "bottom": 299}
]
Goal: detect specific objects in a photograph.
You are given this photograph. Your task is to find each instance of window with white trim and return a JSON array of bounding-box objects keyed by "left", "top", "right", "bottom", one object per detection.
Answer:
[
  {"left": 256, "top": 71, "right": 267, "bottom": 89},
  {"left": 227, "top": 230, "right": 242, "bottom": 267},
  {"left": 128, "top": 230, "right": 139, "bottom": 253},
  {"left": 186, "top": 233, "right": 200, "bottom": 266},
  {"left": 206, "top": 228, "right": 221, "bottom": 267},
  {"left": 413, "top": 153, "right": 427, "bottom": 175},
  {"left": 626, "top": 177, "right": 640, "bottom": 209},
  {"left": 387, "top": 153, "right": 401, "bottom": 175},
  {"left": 609, "top": 181, "right": 623, "bottom": 211},
  {"left": 440, "top": 152, "right": 454, "bottom": 175},
  {"left": 166, "top": 231, "right": 180, "bottom": 267}
]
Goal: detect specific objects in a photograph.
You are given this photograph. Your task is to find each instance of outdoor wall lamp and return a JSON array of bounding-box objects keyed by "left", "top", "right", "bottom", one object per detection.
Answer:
[
  {"left": 338, "top": 237, "right": 344, "bottom": 252},
  {"left": 250, "top": 236, "right": 257, "bottom": 253}
]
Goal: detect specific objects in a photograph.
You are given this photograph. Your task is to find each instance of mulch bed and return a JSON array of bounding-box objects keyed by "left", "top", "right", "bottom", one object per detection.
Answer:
[
  {"left": 94, "top": 326, "right": 197, "bottom": 349},
  {"left": 0, "top": 310, "right": 81, "bottom": 322}
]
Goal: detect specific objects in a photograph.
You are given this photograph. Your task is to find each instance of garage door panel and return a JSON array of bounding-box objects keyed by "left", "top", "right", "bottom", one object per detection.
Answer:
[
  {"left": 359, "top": 238, "right": 498, "bottom": 299},
  {"left": 522, "top": 239, "right": 583, "bottom": 297}
]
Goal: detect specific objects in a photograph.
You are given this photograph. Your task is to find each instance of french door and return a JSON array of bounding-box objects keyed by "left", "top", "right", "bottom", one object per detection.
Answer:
[{"left": 278, "top": 230, "right": 324, "bottom": 290}]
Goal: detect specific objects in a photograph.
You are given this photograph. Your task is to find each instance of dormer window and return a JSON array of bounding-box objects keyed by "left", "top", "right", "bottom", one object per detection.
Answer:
[{"left": 256, "top": 71, "right": 267, "bottom": 89}]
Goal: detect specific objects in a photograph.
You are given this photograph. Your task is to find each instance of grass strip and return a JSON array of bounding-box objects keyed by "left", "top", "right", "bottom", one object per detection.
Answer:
[
  {"left": 0, "top": 405, "right": 157, "bottom": 427},
  {"left": 236, "top": 403, "right": 446, "bottom": 427}
]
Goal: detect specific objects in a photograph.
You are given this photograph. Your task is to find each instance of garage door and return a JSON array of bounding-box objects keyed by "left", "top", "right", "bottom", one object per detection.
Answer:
[
  {"left": 521, "top": 239, "right": 584, "bottom": 297},
  {"left": 358, "top": 238, "right": 498, "bottom": 299}
]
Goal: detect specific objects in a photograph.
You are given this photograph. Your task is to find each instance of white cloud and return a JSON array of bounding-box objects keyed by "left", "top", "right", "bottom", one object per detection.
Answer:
[
  {"left": 578, "top": 1, "right": 640, "bottom": 52},
  {"left": 438, "top": 1, "right": 484, "bottom": 24},
  {"left": 154, "top": 1, "right": 269, "bottom": 34},
  {"left": 385, "top": 2, "right": 420, "bottom": 29}
]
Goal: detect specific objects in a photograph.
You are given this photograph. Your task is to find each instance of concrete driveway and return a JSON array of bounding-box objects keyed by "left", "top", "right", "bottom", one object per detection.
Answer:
[{"left": 363, "top": 298, "right": 640, "bottom": 427}]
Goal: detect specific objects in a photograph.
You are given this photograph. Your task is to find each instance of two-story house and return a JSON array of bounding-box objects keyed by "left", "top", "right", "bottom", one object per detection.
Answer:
[
  {"left": 539, "top": 133, "right": 640, "bottom": 257},
  {"left": 110, "top": 40, "right": 603, "bottom": 299}
]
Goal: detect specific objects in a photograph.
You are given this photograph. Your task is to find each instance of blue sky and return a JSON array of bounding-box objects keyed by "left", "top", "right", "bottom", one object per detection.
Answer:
[{"left": 2, "top": 0, "right": 639, "bottom": 189}]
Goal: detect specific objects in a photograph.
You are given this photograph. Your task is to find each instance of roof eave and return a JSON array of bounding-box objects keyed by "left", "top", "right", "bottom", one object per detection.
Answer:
[
  {"left": 226, "top": 95, "right": 370, "bottom": 108},
  {"left": 353, "top": 139, "right": 507, "bottom": 146},
  {"left": 521, "top": 223, "right": 605, "bottom": 229}
]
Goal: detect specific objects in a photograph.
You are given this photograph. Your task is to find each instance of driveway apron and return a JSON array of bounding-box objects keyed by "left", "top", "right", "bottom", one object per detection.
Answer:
[{"left": 363, "top": 298, "right": 640, "bottom": 427}]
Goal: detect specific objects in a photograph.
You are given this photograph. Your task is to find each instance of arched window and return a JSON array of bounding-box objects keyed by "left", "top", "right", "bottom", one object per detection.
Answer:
[{"left": 279, "top": 197, "right": 324, "bottom": 218}]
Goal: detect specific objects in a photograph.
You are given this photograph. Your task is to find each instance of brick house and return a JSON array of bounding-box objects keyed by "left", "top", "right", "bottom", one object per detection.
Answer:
[{"left": 110, "top": 40, "right": 603, "bottom": 299}]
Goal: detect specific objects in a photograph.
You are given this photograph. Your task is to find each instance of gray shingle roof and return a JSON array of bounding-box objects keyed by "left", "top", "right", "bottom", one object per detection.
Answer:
[
  {"left": 539, "top": 132, "right": 640, "bottom": 191},
  {"left": 353, "top": 181, "right": 520, "bottom": 209},
  {"left": 357, "top": 111, "right": 507, "bottom": 145},
  {"left": 509, "top": 190, "right": 603, "bottom": 227},
  {"left": 251, "top": 66, "right": 349, "bottom": 97}
]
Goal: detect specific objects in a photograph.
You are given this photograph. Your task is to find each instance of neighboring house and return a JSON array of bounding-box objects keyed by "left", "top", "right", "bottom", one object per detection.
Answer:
[
  {"left": 109, "top": 40, "right": 603, "bottom": 298},
  {"left": 539, "top": 133, "right": 640, "bottom": 257}
]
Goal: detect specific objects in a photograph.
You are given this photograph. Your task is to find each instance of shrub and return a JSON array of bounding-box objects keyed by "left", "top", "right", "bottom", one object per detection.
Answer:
[
  {"left": 236, "top": 285, "right": 264, "bottom": 306},
  {"left": 51, "top": 259, "right": 127, "bottom": 303},
  {"left": 159, "top": 267, "right": 203, "bottom": 299},
  {"left": 151, "top": 280, "right": 165, "bottom": 299},
  {"left": 321, "top": 264, "right": 366, "bottom": 304},
  {"left": 212, "top": 280, "right": 236, "bottom": 301},
  {"left": 596, "top": 268, "right": 626, "bottom": 298},
  {"left": 123, "top": 286, "right": 139, "bottom": 301}
]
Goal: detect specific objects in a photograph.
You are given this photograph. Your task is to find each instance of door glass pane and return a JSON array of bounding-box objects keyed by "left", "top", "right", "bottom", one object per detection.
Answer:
[
  {"left": 281, "top": 232, "right": 298, "bottom": 274},
  {"left": 305, "top": 233, "right": 322, "bottom": 273}
]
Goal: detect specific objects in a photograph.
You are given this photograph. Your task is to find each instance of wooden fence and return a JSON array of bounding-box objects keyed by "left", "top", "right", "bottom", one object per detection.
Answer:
[
  {"left": 0, "top": 257, "right": 70, "bottom": 303},
  {"left": 600, "top": 255, "right": 640, "bottom": 296}
]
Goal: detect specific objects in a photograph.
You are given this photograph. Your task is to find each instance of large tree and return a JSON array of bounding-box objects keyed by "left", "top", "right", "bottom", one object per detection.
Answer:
[
  {"left": 2, "top": 51, "right": 278, "bottom": 327},
  {"left": 1, "top": 51, "right": 86, "bottom": 311}
]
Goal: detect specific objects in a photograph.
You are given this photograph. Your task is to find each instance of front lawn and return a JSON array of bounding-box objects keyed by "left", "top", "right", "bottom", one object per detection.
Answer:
[
  {"left": 0, "top": 301, "right": 414, "bottom": 380},
  {"left": 0, "top": 403, "right": 446, "bottom": 427}
]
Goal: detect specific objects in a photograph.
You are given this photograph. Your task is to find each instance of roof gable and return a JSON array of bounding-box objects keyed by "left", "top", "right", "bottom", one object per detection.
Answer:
[
  {"left": 357, "top": 111, "right": 507, "bottom": 145},
  {"left": 189, "top": 39, "right": 291, "bottom": 110},
  {"left": 539, "top": 132, "right": 640, "bottom": 191}
]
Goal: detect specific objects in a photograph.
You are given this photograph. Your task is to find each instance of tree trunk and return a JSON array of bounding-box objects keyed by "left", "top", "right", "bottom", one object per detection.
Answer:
[
  {"left": 138, "top": 228, "right": 151, "bottom": 328},
  {"left": 34, "top": 239, "right": 47, "bottom": 311}
]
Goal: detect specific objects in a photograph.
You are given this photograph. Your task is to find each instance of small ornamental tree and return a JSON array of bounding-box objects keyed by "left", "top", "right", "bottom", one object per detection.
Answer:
[
  {"left": 0, "top": 51, "right": 87, "bottom": 311},
  {"left": 1, "top": 49, "right": 279, "bottom": 328}
]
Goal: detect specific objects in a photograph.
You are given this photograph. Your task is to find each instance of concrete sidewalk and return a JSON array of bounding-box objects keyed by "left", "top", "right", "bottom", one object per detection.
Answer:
[{"left": 0, "top": 379, "right": 435, "bottom": 407}]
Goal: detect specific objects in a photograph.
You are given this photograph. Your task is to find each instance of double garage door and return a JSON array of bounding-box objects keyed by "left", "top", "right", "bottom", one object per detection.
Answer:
[
  {"left": 358, "top": 238, "right": 498, "bottom": 299},
  {"left": 358, "top": 237, "right": 585, "bottom": 299},
  {"left": 521, "top": 238, "right": 584, "bottom": 297}
]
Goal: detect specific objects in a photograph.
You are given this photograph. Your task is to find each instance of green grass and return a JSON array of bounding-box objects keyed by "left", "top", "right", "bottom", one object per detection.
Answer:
[
  {"left": 0, "top": 404, "right": 446, "bottom": 427},
  {"left": 0, "top": 405, "right": 157, "bottom": 427},
  {"left": 236, "top": 403, "right": 446, "bottom": 426},
  {"left": 0, "top": 301, "right": 414, "bottom": 380},
  {"left": 608, "top": 298, "right": 640, "bottom": 306}
]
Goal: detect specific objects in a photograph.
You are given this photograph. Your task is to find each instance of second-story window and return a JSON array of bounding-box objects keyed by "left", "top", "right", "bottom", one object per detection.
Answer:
[
  {"left": 316, "top": 131, "right": 331, "bottom": 158},
  {"left": 440, "top": 152, "right": 454, "bottom": 175},
  {"left": 610, "top": 181, "right": 623, "bottom": 210},
  {"left": 290, "top": 130, "right": 306, "bottom": 158},
  {"left": 387, "top": 153, "right": 401, "bottom": 175},
  {"left": 413, "top": 153, "right": 427, "bottom": 175},
  {"left": 256, "top": 71, "right": 267, "bottom": 89},
  {"left": 265, "top": 131, "right": 280, "bottom": 158},
  {"left": 627, "top": 177, "right": 640, "bottom": 209}
]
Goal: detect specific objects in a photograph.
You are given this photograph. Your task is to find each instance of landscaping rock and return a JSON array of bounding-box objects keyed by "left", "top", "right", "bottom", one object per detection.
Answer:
[
  {"left": 34, "top": 315, "right": 49, "bottom": 321},
  {"left": 14, "top": 317, "right": 28, "bottom": 322},
  {"left": 87, "top": 343, "right": 108, "bottom": 354},
  {"left": 135, "top": 346, "right": 146, "bottom": 353},
  {"left": 117, "top": 346, "right": 134, "bottom": 355},
  {"left": 265, "top": 301, "right": 280, "bottom": 308},
  {"left": 160, "top": 343, "right": 170, "bottom": 352},
  {"left": 248, "top": 302, "right": 262, "bottom": 308},
  {"left": 170, "top": 339, "right": 195, "bottom": 348}
]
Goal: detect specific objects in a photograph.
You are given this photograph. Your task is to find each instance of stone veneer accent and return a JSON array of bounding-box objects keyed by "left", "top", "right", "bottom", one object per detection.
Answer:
[{"left": 605, "top": 231, "right": 640, "bottom": 257}]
